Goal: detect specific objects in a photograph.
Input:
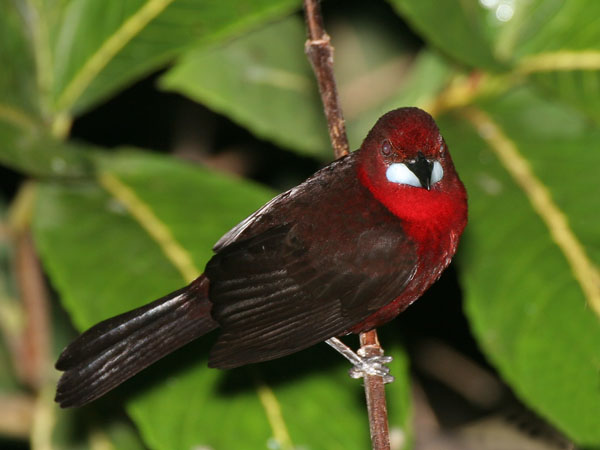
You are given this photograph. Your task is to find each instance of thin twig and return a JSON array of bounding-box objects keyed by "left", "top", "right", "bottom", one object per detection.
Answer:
[
  {"left": 8, "top": 183, "right": 51, "bottom": 390},
  {"left": 15, "top": 231, "right": 51, "bottom": 390},
  {"left": 360, "top": 331, "right": 391, "bottom": 450},
  {"left": 303, "top": 0, "right": 349, "bottom": 159},
  {"left": 302, "top": 2, "right": 391, "bottom": 449}
]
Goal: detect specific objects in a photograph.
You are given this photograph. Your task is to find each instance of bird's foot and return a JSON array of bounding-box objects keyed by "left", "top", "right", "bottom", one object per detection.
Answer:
[
  {"left": 325, "top": 337, "right": 394, "bottom": 383},
  {"left": 348, "top": 347, "right": 395, "bottom": 383}
]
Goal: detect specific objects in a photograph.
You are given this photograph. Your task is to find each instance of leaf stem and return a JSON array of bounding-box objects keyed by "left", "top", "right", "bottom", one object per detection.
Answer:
[{"left": 302, "top": 2, "right": 391, "bottom": 449}]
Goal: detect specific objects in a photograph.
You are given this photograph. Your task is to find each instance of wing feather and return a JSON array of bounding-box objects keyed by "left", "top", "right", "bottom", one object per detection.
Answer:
[
  {"left": 204, "top": 154, "right": 417, "bottom": 369},
  {"left": 206, "top": 223, "right": 415, "bottom": 369}
]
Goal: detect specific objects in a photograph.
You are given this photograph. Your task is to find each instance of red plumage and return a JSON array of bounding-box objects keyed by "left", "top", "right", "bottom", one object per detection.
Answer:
[{"left": 55, "top": 107, "right": 467, "bottom": 407}]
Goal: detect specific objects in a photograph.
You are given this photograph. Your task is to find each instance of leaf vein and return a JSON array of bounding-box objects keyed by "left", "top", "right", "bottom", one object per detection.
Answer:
[
  {"left": 255, "top": 378, "right": 294, "bottom": 450},
  {"left": 56, "top": 0, "right": 175, "bottom": 112},
  {"left": 518, "top": 51, "right": 600, "bottom": 74},
  {"left": 98, "top": 171, "right": 198, "bottom": 283},
  {"left": 463, "top": 107, "right": 600, "bottom": 319},
  {"left": 0, "top": 104, "right": 38, "bottom": 130}
]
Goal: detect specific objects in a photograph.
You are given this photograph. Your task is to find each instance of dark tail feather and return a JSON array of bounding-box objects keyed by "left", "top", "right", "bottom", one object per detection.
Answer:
[{"left": 55, "top": 275, "right": 218, "bottom": 408}]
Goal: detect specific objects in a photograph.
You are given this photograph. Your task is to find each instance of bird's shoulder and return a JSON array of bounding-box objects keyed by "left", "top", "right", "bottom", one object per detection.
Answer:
[{"left": 212, "top": 152, "right": 360, "bottom": 252}]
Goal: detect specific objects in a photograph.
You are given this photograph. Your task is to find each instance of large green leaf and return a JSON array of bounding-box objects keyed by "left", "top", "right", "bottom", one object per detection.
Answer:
[
  {"left": 47, "top": 0, "right": 301, "bottom": 116},
  {"left": 510, "top": 0, "right": 600, "bottom": 57},
  {"left": 389, "top": 0, "right": 600, "bottom": 125},
  {"left": 160, "top": 16, "right": 330, "bottom": 158},
  {"left": 526, "top": 69, "right": 600, "bottom": 127},
  {"left": 387, "top": 0, "right": 575, "bottom": 68},
  {"left": 33, "top": 150, "right": 412, "bottom": 449},
  {"left": 0, "top": 121, "right": 94, "bottom": 177},
  {"left": 439, "top": 87, "right": 600, "bottom": 447},
  {"left": 1, "top": 0, "right": 304, "bottom": 171},
  {"left": 387, "top": 0, "right": 500, "bottom": 70},
  {"left": 0, "top": 0, "right": 39, "bottom": 118},
  {"left": 0, "top": 0, "right": 54, "bottom": 177},
  {"left": 163, "top": 12, "right": 454, "bottom": 157},
  {"left": 128, "top": 336, "right": 412, "bottom": 450},
  {"left": 512, "top": 1, "right": 600, "bottom": 126},
  {"left": 33, "top": 150, "right": 274, "bottom": 328},
  {"left": 0, "top": 1, "right": 89, "bottom": 177}
]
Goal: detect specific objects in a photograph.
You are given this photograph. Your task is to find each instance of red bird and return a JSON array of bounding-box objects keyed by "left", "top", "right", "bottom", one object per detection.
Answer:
[{"left": 55, "top": 107, "right": 467, "bottom": 407}]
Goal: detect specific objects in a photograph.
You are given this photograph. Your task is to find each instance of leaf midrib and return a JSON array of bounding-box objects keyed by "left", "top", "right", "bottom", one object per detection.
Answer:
[
  {"left": 462, "top": 107, "right": 600, "bottom": 319},
  {"left": 518, "top": 50, "right": 600, "bottom": 73},
  {"left": 55, "top": 0, "right": 175, "bottom": 113}
]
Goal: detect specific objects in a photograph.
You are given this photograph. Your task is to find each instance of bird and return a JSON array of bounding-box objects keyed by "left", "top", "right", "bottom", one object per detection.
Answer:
[{"left": 55, "top": 107, "right": 468, "bottom": 408}]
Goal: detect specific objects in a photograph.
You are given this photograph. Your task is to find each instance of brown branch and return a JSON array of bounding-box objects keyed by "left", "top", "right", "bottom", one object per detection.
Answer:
[
  {"left": 15, "top": 231, "right": 51, "bottom": 390},
  {"left": 360, "top": 330, "right": 391, "bottom": 450},
  {"left": 0, "top": 394, "right": 35, "bottom": 439},
  {"left": 3, "top": 183, "right": 51, "bottom": 391},
  {"left": 302, "top": 2, "right": 390, "bottom": 449},
  {"left": 303, "top": 0, "right": 349, "bottom": 159}
]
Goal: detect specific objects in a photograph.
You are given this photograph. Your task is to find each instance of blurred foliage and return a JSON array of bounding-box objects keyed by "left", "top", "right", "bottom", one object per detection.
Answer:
[{"left": 1, "top": 0, "right": 599, "bottom": 449}]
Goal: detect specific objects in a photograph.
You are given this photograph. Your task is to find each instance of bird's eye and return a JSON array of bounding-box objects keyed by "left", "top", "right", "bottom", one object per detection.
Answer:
[{"left": 381, "top": 140, "right": 393, "bottom": 156}]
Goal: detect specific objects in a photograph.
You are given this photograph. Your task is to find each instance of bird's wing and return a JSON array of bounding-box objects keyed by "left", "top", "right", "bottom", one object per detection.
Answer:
[
  {"left": 212, "top": 154, "right": 354, "bottom": 253},
  {"left": 212, "top": 189, "right": 294, "bottom": 253},
  {"left": 205, "top": 221, "right": 416, "bottom": 369}
]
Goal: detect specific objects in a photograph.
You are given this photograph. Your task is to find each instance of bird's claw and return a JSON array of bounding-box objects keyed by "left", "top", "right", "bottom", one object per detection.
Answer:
[
  {"left": 325, "top": 337, "right": 395, "bottom": 383},
  {"left": 348, "top": 350, "right": 394, "bottom": 383}
]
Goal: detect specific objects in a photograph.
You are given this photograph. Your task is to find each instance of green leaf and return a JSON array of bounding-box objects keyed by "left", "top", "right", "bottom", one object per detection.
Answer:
[
  {"left": 0, "top": 1, "right": 64, "bottom": 178},
  {"left": 0, "top": 122, "right": 94, "bottom": 177},
  {"left": 509, "top": 1, "right": 600, "bottom": 126},
  {"left": 525, "top": 69, "right": 600, "bottom": 127},
  {"left": 128, "top": 336, "right": 412, "bottom": 450},
  {"left": 439, "top": 87, "right": 600, "bottom": 447},
  {"left": 387, "top": 0, "right": 600, "bottom": 125},
  {"left": 509, "top": 0, "right": 600, "bottom": 57},
  {"left": 33, "top": 150, "right": 273, "bottom": 328},
  {"left": 161, "top": 15, "right": 331, "bottom": 158},
  {"left": 32, "top": 150, "right": 413, "bottom": 449},
  {"left": 387, "top": 0, "right": 500, "bottom": 70},
  {"left": 50, "top": 0, "right": 301, "bottom": 115},
  {"left": 387, "top": 0, "right": 567, "bottom": 68},
  {"left": 163, "top": 12, "right": 454, "bottom": 157},
  {"left": 0, "top": 1, "right": 39, "bottom": 117}
]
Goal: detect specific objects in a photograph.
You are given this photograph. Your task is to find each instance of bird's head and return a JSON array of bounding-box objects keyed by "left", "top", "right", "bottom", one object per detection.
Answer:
[{"left": 357, "top": 107, "right": 467, "bottom": 225}]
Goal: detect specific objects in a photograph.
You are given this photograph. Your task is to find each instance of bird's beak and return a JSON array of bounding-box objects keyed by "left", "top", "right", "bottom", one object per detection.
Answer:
[{"left": 405, "top": 152, "right": 434, "bottom": 190}]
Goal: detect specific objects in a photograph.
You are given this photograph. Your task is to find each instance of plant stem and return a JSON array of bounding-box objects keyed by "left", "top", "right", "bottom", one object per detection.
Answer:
[
  {"left": 303, "top": 0, "right": 349, "bottom": 159},
  {"left": 360, "top": 330, "right": 391, "bottom": 450},
  {"left": 8, "top": 183, "right": 51, "bottom": 390},
  {"left": 302, "top": 2, "right": 391, "bottom": 449}
]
